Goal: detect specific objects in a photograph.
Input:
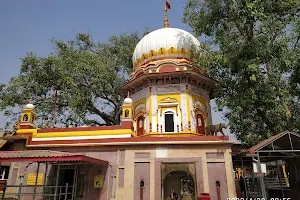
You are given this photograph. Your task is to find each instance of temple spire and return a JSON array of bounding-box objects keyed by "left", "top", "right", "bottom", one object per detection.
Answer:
[{"left": 164, "top": 0, "right": 171, "bottom": 28}]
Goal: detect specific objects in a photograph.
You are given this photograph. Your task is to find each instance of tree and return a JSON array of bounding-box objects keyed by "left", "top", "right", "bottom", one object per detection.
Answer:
[
  {"left": 183, "top": 0, "right": 300, "bottom": 145},
  {"left": 0, "top": 31, "right": 145, "bottom": 129}
]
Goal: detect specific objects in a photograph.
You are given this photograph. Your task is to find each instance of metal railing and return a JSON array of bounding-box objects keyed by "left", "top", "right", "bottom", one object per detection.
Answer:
[
  {"left": 1, "top": 183, "right": 75, "bottom": 200},
  {"left": 265, "top": 178, "right": 289, "bottom": 189}
]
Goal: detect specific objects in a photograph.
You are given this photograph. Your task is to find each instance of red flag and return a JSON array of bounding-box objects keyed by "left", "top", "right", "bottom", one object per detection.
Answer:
[{"left": 166, "top": 0, "right": 170, "bottom": 9}]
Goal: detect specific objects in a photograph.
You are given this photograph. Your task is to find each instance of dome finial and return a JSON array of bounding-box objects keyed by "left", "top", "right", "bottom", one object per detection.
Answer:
[
  {"left": 164, "top": 0, "right": 171, "bottom": 28},
  {"left": 127, "top": 91, "right": 130, "bottom": 98}
]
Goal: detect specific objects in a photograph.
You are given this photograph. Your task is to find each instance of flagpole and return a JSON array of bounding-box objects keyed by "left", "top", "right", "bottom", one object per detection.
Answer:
[{"left": 164, "top": 3, "right": 169, "bottom": 28}]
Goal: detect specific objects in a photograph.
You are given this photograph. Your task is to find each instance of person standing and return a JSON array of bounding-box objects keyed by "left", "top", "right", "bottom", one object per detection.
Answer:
[{"left": 239, "top": 176, "right": 246, "bottom": 198}]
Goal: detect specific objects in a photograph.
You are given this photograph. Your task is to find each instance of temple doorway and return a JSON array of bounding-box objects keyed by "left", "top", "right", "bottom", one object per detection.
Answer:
[
  {"left": 58, "top": 168, "right": 75, "bottom": 200},
  {"left": 164, "top": 112, "right": 174, "bottom": 132},
  {"left": 161, "top": 163, "right": 196, "bottom": 200}
]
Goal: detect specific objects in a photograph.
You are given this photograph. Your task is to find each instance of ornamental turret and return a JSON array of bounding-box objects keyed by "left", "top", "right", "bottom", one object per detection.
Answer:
[
  {"left": 20, "top": 101, "right": 36, "bottom": 129},
  {"left": 121, "top": 93, "right": 134, "bottom": 130}
]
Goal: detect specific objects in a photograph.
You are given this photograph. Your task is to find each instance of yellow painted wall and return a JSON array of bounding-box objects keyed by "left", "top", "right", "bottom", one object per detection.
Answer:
[
  {"left": 133, "top": 98, "right": 146, "bottom": 110},
  {"left": 157, "top": 94, "right": 180, "bottom": 103},
  {"left": 192, "top": 95, "right": 207, "bottom": 106}
]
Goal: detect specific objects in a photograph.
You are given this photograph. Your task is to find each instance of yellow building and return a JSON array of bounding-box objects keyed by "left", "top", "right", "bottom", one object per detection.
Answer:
[{"left": 0, "top": 10, "right": 236, "bottom": 200}]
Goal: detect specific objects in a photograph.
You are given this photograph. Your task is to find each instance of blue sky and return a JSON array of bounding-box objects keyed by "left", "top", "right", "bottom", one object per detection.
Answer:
[{"left": 0, "top": 1, "right": 237, "bottom": 141}]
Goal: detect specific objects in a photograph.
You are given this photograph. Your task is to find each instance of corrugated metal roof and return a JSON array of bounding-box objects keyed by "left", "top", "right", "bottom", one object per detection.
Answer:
[
  {"left": 0, "top": 150, "right": 108, "bottom": 165},
  {"left": 249, "top": 131, "right": 300, "bottom": 154}
]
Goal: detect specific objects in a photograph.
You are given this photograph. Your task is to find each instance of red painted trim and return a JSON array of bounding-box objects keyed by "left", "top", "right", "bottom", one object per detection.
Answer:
[
  {"left": 20, "top": 125, "right": 33, "bottom": 129},
  {"left": 158, "top": 66, "right": 176, "bottom": 73},
  {"left": 121, "top": 121, "right": 133, "bottom": 129},
  {"left": 0, "top": 155, "right": 108, "bottom": 165}
]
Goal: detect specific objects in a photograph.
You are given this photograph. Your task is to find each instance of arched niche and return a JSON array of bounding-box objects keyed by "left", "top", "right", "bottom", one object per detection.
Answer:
[
  {"left": 158, "top": 97, "right": 180, "bottom": 133},
  {"left": 134, "top": 103, "right": 146, "bottom": 136},
  {"left": 195, "top": 112, "right": 206, "bottom": 135},
  {"left": 23, "top": 114, "right": 29, "bottom": 122}
]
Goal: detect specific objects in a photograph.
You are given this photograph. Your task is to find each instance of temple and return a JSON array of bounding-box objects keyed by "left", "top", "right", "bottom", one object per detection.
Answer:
[{"left": 0, "top": 7, "right": 236, "bottom": 200}]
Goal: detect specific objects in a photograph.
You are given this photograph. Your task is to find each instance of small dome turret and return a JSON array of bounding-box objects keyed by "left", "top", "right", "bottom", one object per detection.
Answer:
[
  {"left": 25, "top": 101, "right": 35, "bottom": 109},
  {"left": 124, "top": 97, "right": 133, "bottom": 105}
]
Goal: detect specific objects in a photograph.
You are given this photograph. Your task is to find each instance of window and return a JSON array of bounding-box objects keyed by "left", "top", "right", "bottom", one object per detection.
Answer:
[
  {"left": 164, "top": 112, "right": 174, "bottom": 132},
  {"left": 23, "top": 114, "right": 28, "bottom": 122},
  {"left": 125, "top": 109, "right": 129, "bottom": 118},
  {"left": 0, "top": 166, "right": 10, "bottom": 180}
]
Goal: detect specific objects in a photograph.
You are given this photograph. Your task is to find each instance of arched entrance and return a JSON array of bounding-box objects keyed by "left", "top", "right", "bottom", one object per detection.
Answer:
[
  {"left": 196, "top": 114, "right": 205, "bottom": 135},
  {"left": 137, "top": 115, "right": 144, "bottom": 136},
  {"left": 163, "top": 171, "right": 196, "bottom": 200}
]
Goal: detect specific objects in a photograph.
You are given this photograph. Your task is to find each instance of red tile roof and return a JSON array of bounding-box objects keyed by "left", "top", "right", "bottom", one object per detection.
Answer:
[{"left": 0, "top": 150, "right": 108, "bottom": 165}]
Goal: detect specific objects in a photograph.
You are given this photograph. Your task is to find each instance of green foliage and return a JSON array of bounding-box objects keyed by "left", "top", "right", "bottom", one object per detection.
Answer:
[
  {"left": 0, "top": 31, "right": 143, "bottom": 128},
  {"left": 183, "top": 0, "right": 300, "bottom": 145}
]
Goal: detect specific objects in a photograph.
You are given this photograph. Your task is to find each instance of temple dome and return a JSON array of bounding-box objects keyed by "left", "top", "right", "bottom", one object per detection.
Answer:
[{"left": 132, "top": 27, "right": 200, "bottom": 69}]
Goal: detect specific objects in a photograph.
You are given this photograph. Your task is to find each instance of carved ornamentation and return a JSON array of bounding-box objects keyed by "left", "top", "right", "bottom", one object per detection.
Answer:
[
  {"left": 171, "top": 78, "right": 180, "bottom": 84},
  {"left": 189, "top": 95, "right": 196, "bottom": 132},
  {"left": 131, "top": 88, "right": 147, "bottom": 101},
  {"left": 151, "top": 87, "right": 158, "bottom": 132},
  {"left": 180, "top": 84, "right": 188, "bottom": 129},
  {"left": 156, "top": 84, "right": 181, "bottom": 94},
  {"left": 135, "top": 103, "right": 145, "bottom": 112},
  {"left": 191, "top": 86, "right": 209, "bottom": 98}
]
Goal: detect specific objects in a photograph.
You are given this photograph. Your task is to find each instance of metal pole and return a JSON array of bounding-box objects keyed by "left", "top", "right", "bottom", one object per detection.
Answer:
[
  {"left": 54, "top": 163, "right": 60, "bottom": 200},
  {"left": 1, "top": 180, "right": 6, "bottom": 200},
  {"left": 275, "top": 160, "right": 284, "bottom": 197},
  {"left": 240, "top": 157, "right": 248, "bottom": 198},
  {"left": 64, "top": 183, "right": 68, "bottom": 200},
  {"left": 71, "top": 164, "right": 77, "bottom": 200},
  {"left": 43, "top": 162, "right": 48, "bottom": 186},
  {"left": 288, "top": 132, "right": 294, "bottom": 150},
  {"left": 17, "top": 176, "right": 23, "bottom": 200},
  {"left": 33, "top": 162, "right": 40, "bottom": 200},
  {"left": 52, "top": 89, "right": 58, "bottom": 128},
  {"left": 256, "top": 153, "right": 267, "bottom": 199},
  {"left": 43, "top": 162, "right": 48, "bottom": 197}
]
